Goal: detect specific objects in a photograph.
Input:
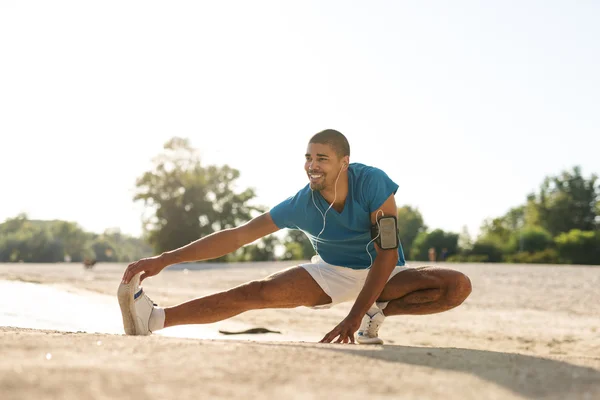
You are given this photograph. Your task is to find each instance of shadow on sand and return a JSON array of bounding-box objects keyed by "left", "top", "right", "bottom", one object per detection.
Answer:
[
  {"left": 263, "top": 342, "right": 600, "bottom": 399},
  {"left": 332, "top": 345, "right": 599, "bottom": 399}
]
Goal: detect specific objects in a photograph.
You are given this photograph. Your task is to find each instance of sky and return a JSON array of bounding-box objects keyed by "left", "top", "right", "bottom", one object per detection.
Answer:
[{"left": 1, "top": 1, "right": 599, "bottom": 242}]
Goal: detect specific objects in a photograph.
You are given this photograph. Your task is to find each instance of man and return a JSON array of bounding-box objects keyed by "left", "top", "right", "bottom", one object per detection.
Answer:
[{"left": 119, "top": 129, "right": 472, "bottom": 344}]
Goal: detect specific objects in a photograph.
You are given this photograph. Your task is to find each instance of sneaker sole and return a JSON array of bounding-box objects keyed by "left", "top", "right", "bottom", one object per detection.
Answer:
[
  {"left": 117, "top": 273, "right": 140, "bottom": 335},
  {"left": 357, "top": 337, "right": 384, "bottom": 345}
]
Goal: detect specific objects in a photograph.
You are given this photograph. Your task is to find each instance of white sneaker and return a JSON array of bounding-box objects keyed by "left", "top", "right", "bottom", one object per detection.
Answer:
[
  {"left": 117, "top": 272, "right": 156, "bottom": 336},
  {"left": 356, "top": 309, "right": 385, "bottom": 345}
]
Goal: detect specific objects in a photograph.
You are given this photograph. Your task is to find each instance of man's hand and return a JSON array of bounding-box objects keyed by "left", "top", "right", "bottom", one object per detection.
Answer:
[
  {"left": 319, "top": 314, "right": 362, "bottom": 344},
  {"left": 122, "top": 254, "right": 168, "bottom": 284}
]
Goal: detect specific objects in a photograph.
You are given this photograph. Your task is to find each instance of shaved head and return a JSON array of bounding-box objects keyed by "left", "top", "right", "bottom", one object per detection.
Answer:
[{"left": 309, "top": 129, "right": 350, "bottom": 158}]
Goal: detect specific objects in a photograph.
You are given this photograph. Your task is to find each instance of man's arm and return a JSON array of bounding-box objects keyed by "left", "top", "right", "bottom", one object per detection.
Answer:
[
  {"left": 346, "top": 193, "right": 399, "bottom": 318},
  {"left": 122, "top": 212, "right": 281, "bottom": 283},
  {"left": 161, "top": 212, "right": 281, "bottom": 265},
  {"left": 320, "top": 194, "right": 398, "bottom": 343}
]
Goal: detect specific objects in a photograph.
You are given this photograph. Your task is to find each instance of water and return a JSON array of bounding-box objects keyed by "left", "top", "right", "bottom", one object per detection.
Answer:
[{"left": 0, "top": 280, "right": 315, "bottom": 342}]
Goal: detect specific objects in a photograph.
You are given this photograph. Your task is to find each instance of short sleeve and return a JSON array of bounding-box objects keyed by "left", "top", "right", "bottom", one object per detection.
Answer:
[
  {"left": 269, "top": 196, "right": 297, "bottom": 229},
  {"left": 362, "top": 167, "right": 399, "bottom": 212}
]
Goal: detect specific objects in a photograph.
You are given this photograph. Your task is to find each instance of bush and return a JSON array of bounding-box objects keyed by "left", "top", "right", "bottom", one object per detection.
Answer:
[
  {"left": 555, "top": 230, "right": 600, "bottom": 265},
  {"left": 468, "top": 240, "right": 504, "bottom": 262},
  {"left": 410, "top": 229, "right": 459, "bottom": 261},
  {"left": 504, "top": 249, "right": 560, "bottom": 264},
  {"left": 508, "top": 226, "right": 553, "bottom": 253},
  {"left": 447, "top": 254, "right": 489, "bottom": 263}
]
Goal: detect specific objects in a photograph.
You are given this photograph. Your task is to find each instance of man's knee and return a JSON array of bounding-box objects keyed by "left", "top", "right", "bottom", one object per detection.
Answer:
[{"left": 447, "top": 272, "right": 472, "bottom": 307}]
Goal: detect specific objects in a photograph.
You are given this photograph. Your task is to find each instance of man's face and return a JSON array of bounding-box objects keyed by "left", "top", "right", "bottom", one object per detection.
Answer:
[{"left": 305, "top": 142, "right": 344, "bottom": 191}]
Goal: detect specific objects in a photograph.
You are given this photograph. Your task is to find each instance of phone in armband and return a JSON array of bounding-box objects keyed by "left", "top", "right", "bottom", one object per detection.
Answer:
[{"left": 370, "top": 215, "right": 399, "bottom": 250}]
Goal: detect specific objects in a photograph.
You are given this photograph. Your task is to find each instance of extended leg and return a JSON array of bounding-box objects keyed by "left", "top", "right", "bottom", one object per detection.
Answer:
[{"left": 164, "top": 266, "right": 331, "bottom": 328}]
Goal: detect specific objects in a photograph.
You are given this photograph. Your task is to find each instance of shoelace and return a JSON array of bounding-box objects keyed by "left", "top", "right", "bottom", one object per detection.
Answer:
[{"left": 365, "top": 316, "right": 380, "bottom": 337}]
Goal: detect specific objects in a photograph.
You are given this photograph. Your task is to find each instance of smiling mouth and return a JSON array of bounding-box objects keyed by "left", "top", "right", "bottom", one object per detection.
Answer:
[{"left": 309, "top": 173, "right": 323, "bottom": 182}]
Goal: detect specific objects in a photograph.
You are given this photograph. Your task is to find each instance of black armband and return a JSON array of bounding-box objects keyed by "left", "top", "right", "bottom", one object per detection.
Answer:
[{"left": 370, "top": 215, "right": 399, "bottom": 250}]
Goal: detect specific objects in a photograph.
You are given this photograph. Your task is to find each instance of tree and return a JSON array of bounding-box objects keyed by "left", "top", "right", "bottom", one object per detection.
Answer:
[
  {"left": 396, "top": 206, "right": 426, "bottom": 260},
  {"left": 466, "top": 240, "right": 505, "bottom": 263},
  {"left": 457, "top": 225, "right": 473, "bottom": 252},
  {"left": 411, "top": 229, "right": 459, "bottom": 261},
  {"left": 0, "top": 214, "right": 152, "bottom": 263},
  {"left": 281, "top": 230, "right": 315, "bottom": 261},
  {"left": 134, "top": 137, "right": 267, "bottom": 258},
  {"left": 98, "top": 228, "right": 153, "bottom": 262},
  {"left": 530, "top": 166, "right": 599, "bottom": 236},
  {"left": 90, "top": 236, "right": 119, "bottom": 262},
  {"left": 0, "top": 217, "right": 64, "bottom": 263},
  {"left": 508, "top": 226, "right": 553, "bottom": 254},
  {"left": 0, "top": 213, "right": 29, "bottom": 234},
  {"left": 50, "top": 221, "right": 89, "bottom": 262},
  {"left": 234, "top": 236, "right": 281, "bottom": 262},
  {"left": 555, "top": 230, "right": 600, "bottom": 265},
  {"left": 478, "top": 206, "right": 526, "bottom": 251}
]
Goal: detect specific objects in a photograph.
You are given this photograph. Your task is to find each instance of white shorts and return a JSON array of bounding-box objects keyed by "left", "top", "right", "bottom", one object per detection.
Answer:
[{"left": 300, "top": 255, "right": 411, "bottom": 309}]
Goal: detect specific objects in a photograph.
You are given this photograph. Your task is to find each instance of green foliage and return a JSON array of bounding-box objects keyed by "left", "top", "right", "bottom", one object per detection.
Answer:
[
  {"left": 5, "top": 159, "right": 600, "bottom": 265},
  {"left": 49, "top": 221, "right": 90, "bottom": 261},
  {"left": 231, "top": 236, "right": 280, "bottom": 262},
  {"left": 464, "top": 166, "right": 600, "bottom": 265},
  {"left": 447, "top": 254, "right": 489, "bottom": 263},
  {"left": 504, "top": 249, "right": 560, "bottom": 264},
  {"left": 478, "top": 207, "right": 524, "bottom": 251},
  {"left": 0, "top": 215, "right": 152, "bottom": 263},
  {"left": 457, "top": 226, "right": 473, "bottom": 252},
  {"left": 530, "top": 166, "right": 599, "bottom": 236},
  {"left": 452, "top": 240, "right": 504, "bottom": 263},
  {"left": 470, "top": 240, "right": 504, "bottom": 262},
  {"left": 0, "top": 215, "right": 65, "bottom": 263},
  {"left": 396, "top": 206, "right": 426, "bottom": 260},
  {"left": 134, "top": 137, "right": 265, "bottom": 257},
  {"left": 411, "top": 229, "right": 458, "bottom": 261},
  {"left": 554, "top": 230, "right": 600, "bottom": 265},
  {"left": 507, "top": 226, "right": 553, "bottom": 254},
  {"left": 281, "top": 230, "right": 315, "bottom": 261}
]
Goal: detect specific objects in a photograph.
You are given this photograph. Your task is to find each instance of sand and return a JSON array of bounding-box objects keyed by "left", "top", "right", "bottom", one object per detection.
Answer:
[{"left": 1, "top": 261, "right": 599, "bottom": 399}]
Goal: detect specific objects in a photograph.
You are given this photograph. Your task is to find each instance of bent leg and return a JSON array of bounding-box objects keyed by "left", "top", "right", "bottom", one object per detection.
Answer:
[
  {"left": 378, "top": 266, "right": 472, "bottom": 316},
  {"left": 164, "top": 266, "right": 331, "bottom": 328}
]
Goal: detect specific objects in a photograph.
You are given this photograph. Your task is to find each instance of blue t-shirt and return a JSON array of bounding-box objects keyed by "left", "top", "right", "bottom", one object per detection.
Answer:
[{"left": 269, "top": 163, "right": 406, "bottom": 269}]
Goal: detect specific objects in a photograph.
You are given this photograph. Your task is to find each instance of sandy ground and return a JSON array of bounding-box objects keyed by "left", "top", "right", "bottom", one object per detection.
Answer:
[{"left": 1, "top": 261, "right": 599, "bottom": 399}]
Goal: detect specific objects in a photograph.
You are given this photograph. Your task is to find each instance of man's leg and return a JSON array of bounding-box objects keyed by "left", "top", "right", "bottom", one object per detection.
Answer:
[
  {"left": 356, "top": 266, "right": 471, "bottom": 344},
  {"left": 377, "top": 266, "right": 472, "bottom": 316},
  {"left": 164, "top": 266, "right": 332, "bottom": 328}
]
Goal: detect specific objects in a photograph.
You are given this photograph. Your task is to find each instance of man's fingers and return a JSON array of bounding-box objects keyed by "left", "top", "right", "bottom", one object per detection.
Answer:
[
  {"left": 122, "top": 262, "right": 136, "bottom": 283},
  {"left": 124, "top": 263, "right": 141, "bottom": 284},
  {"left": 321, "top": 323, "right": 359, "bottom": 345},
  {"left": 320, "top": 327, "right": 341, "bottom": 343},
  {"left": 319, "top": 320, "right": 359, "bottom": 345},
  {"left": 320, "top": 332, "right": 335, "bottom": 343},
  {"left": 335, "top": 330, "right": 347, "bottom": 343},
  {"left": 322, "top": 327, "right": 358, "bottom": 344},
  {"left": 122, "top": 263, "right": 132, "bottom": 282},
  {"left": 336, "top": 331, "right": 351, "bottom": 344},
  {"left": 124, "top": 268, "right": 133, "bottom": 283}
]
